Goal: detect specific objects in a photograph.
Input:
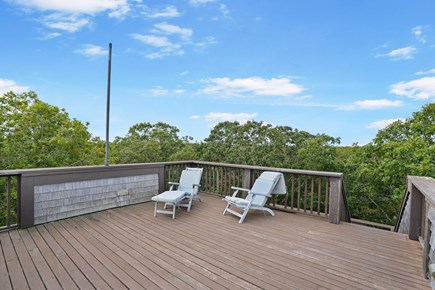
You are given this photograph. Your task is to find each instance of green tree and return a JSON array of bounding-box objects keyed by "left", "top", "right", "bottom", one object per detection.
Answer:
[
  {"left": 112, "top": 122, "right": 191, "bottom": 163},
  {"left": 344, "top": 103, "right": 435, "bottom": 224},
  {"left": 200, "top": 120, "right": 332, "bottom": 168},
  {"left": 0, "top": 91, "right": 103, "bottom": 169},
  {"left": 296, "top": 134, "right": 341, "bottom": 171}
]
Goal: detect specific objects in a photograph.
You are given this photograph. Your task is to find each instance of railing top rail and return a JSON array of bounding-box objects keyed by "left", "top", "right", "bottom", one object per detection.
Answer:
[
  {"left": 408, "top": 175, "right": 435, "bottom": 207},
  {"left": 0, "top": 160, "right": 344, "bottom": 178},
  {"left": 0, "top": 162, "right": 167, "bottom": 177},
  {"left": 0, "top": 172, "right": 21, "bottom": 177},
  {"left": 173, "top": 160, "right": 344, "bottom": 178}
]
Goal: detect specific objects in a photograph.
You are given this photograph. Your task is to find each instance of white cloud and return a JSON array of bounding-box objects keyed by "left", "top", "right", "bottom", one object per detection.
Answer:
[
  {"left": 146, "top": 86, "right": 185, "bottom": 96},
  {"left": 195, "top": 112, "right": 257, "bottom": 126},
  {"left": 339, "top": 99, "right": 403, "bottom": 110},
  {"left": 390, "top": 76, "right": 435, "bottom": 100},
  {"left": 189, "top": 0, "right": 217, "bottom": 7},
  {"left": 416, "top": 68, "right": 435, "bottom": 75},
  {"left": 131, "top": 34, "right": 172, "bottom": 47},
  {"left": 42, "top": 13, "right": 90, "bottom": 32},
  {"left": 377, "top": 46, "right": 417, "bottom": 60},
  {"left": 201, "top": 76, "right": 304, "bottom": 97},
  {"left": 366, "top": 118, "right": 405, "bottom": 129},
  {"left": 76, "top": 44, "right": 108, "bottom": 57},
  {"left": 154, "top": 23, "right": 193, "bottom": 40},
  {"left": 39, "top": 32, "right": 62, "bottom": 40},
  {"left": 412, "top": 25, "right": 427, "bottom": 43},
  {"left": 11, "top": 0, "right": 129, "bottom": 15},
  {"left": 193, "top": 36, "right": 216, "bottom": 52},
  {"left": 9, "top": 0, "right": 129, "bottom": 35},
  {"left": 147, "top": 86, "right": 169, "bottom": 97},
  {"left": 130, "top": 33, "right": 184, "bottom": 58},
  {"left": 145, "top": 5, "right": 180, "bottom": 18},
  {"left": 0, "top": 79, "right": 30, "bottom": 95},
  {"left": 132, "top": 22, "right": 214, "bottom": 58},
  {"left": 219, "top": 3, "right": 230, "bottom": 17}
]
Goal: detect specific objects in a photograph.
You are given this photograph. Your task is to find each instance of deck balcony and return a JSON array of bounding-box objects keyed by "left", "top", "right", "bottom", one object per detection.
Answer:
[{"left": 0, "top": 161, "right": 433, "bottom": 289}]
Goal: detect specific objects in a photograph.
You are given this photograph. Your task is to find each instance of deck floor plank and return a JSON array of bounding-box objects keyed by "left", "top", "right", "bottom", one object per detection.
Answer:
[
  {"left": 0, "top": 232, "right": 29, "bottom": 290},
  {"left": 35, "top": 225, "right": 94, "bottom": 290},
  {"left": 117, "top": 204, "right": 352, "bottom": 290},
  {"left": 8, "top": 230, "right": 45, "bottom": 290},
  {"left": 0, "top": 193, "right": 430, "bottom": 290},
  {"left": 0, "top": 236, "right": 13, "bottom": 290},
  {"left": 26, "top": 227, "right": 79, "bottom": 290}
]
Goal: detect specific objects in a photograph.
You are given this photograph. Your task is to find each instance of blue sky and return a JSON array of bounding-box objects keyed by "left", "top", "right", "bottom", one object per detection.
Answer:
[{"left": 1, "top": 0, "right": 434, "bottom": 145}]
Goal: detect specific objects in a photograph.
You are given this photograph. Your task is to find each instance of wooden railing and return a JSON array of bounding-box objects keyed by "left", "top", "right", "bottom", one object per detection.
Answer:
[
  {"left": 0, "top": 173, "right": 20, "bottom": 231},
  {"left": 395, "top": 176, "right": 435, "bottom": 280},
  {"left": 0, "top": 160, "right": 351, "bottom": 230},
  {"left": 165, "top": 161, "right": 351, "bottom": 224}
]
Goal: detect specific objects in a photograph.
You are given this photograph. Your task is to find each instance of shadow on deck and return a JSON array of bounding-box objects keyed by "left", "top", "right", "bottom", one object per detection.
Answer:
[{"left": 0, "top": 194, "right": 430, "bottom": 290}]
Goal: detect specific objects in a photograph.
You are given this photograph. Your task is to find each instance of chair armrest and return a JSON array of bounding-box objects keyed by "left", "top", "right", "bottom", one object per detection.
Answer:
[
  {"left": 230, "top": 186, "right": 250, "bottom": 192},
  {"left": 230, "top": 186, "right": 250, "bottom": 198},
  {"left": 193, "top": 183, "right": 201, "bottom": 188},
  {"left": 168, "top": 182, "right": 179, "bottom": 185}
]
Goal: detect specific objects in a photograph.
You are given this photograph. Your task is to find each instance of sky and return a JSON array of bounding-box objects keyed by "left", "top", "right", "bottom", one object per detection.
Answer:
[{"left": 1, "top": 0, "right": 434, "bottom": 145}]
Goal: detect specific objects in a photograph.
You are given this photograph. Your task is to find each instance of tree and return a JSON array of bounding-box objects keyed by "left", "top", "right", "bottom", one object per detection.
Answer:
[
  {"left": 112, "top": 122, "right": 191, "bottom": 163},
  {"left": 0, "top": 91, "right": 103, "bottom": 169},
  {"left": 296, "top": 134, "right": 341, "bottom": 171},
  {"left": 344, "top": 103, "right": 435, "bottom": 224},
  {"left": 200, "top": 120, "right": 330, "bottom": 168}
]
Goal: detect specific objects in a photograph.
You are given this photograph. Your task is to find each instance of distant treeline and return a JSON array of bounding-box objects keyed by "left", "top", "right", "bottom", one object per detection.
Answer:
[{"left": 1, "top": 91, "right": 434, "bottom": 225}]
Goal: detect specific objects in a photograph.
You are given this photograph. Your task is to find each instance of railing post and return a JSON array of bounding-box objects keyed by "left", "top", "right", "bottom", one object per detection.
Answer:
[
  {"left": 328, "top": 177, "right": 342, "bottom": 224},
  {"left": 409, "top": 183, "right": 424, "bottom": 241},
  {"left": 158, "top": 164, "right": 166, "bottom": 193},
  {"left": 20, "top": 174, "right": 35, "bottom": 229},
  {"left": 243, "top": 169, "right": 252, "bottom": 197},
  {"left": 423, "top": 210, "right": 431, "bottom": 278}
]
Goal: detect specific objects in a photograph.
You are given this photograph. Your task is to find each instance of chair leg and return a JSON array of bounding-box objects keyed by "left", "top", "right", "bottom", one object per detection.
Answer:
[
  {"left": 172, "top": 203, "right": 176, "bottom": 219},
  {"left": 154, "top": 201, "right": 158, "bottom": 217},
  {"left": 239, "top": 208, "right": 250, "bottom": 223},
  {"left": 223, "top": 203, "right": 231, "bottom": 215},
  {"left": 263, "top": 208, "right": 275, "bottom": 216}
]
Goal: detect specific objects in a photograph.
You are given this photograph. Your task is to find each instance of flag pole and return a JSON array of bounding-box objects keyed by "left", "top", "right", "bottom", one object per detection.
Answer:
[{"left": 105, "top": 43, "right": 112, "bottom": 166}]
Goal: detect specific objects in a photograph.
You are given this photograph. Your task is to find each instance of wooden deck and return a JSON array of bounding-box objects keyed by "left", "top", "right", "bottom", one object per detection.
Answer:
[{"left": 0, "top": 194, "right": 430, "bottom": 290}]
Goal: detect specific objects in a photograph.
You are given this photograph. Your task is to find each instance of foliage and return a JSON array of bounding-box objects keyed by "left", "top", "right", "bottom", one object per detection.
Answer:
[
  {"left": 112, "top": 122, "right": 191, "bottom": 164},
  {"left": 0, "top": 91, "right": 104, "bottom": 169},
  {"left": 201, "top": 120, "right": 327, "bottom": 168},
  {"left": 344, "top": 103, "right": 435, "bottom": 224},
  {"left": 1, "top": 90, "right": 433, "bottom": 226}
]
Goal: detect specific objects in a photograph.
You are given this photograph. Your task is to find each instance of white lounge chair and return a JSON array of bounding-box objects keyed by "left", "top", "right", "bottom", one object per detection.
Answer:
[
  {"left": 223, "top": 171, "right": 287, "bottom": 223},
  {"left": 152, "top": 167, "right": 203, "bottom": 219}
]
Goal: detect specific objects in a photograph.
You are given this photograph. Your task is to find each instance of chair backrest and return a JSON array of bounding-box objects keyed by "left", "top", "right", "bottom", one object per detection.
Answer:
[
  {"left": 177, "top": 167, "right": 203, "bottom": 196},
  {"left": 247, "top": 172, "right": 287, "bottom": 206}
]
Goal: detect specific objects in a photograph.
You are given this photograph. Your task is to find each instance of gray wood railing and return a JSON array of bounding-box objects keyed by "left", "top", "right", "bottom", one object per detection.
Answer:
[
  {"left": 395, "top": 176, "right": 435, "bottom": 281},
  {"left": 0, "top": 173, "right": 20, "bottom": 231},
  {"left": 165, "top": 161, "right": 351, "bottom": 224},
  {"left": 0, "top": 160, "right": 351, "bottom": 230}
]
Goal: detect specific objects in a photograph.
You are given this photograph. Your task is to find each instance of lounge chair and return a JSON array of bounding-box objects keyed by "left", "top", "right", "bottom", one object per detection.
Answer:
[
  {"left": 152, "top": 167, "right": 203, "bottom": 219},
  {"left": 223, "top": 171, "right": 287, "bottom": 223}
]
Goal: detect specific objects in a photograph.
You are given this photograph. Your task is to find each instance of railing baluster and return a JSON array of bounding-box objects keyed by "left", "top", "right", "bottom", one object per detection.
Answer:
[
  {"left": 297, "top": 175, "right": 301, "bottom": 211},
  {"left": 6, "top": 176, "right": 11, "bottom": 227},
  {"left": 310, "top": 177, "right": 314, "bottom": 214},
  {"left": 290, "top": 175, "right": 294, "bottom": 211},
  {"left": 304, "top": 176, "right": 308, "bottom": 212},
  {"left": 317, "top": 177, "right": 321, "bottom": 215},
  {"left": 325, "top": 178, "right": 329, "bottom": 216}
]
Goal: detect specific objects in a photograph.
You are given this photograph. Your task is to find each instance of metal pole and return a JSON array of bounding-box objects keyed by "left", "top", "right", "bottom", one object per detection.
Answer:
[{"left": 105, "top": 43, "right": 112, "bottom": 166}]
